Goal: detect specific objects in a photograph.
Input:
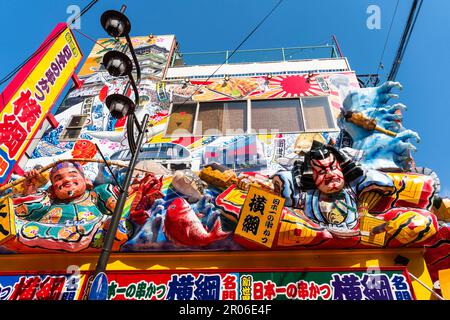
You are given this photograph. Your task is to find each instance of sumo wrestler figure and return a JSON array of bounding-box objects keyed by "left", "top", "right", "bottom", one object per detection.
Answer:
[
  {"left": 294, "top": 143, "right": 364, "bottom": 237},
  {"left": 14, "top": 161, "right": 122, "bottom": 251},
  {"left": 273, "top": 141, "right": 437, "bottom": 246}
]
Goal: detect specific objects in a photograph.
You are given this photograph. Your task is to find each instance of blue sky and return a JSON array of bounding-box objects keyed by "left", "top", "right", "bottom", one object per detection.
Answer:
[{"left": 0, "top": 0, "right": 449, "bottom": 195}]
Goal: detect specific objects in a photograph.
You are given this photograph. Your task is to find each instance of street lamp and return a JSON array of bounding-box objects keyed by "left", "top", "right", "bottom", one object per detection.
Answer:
[
  {"left": 100, "top": 6, "right": 142, "bottom": 154},
  {"left": 102, "top": 50, "right": 133, "bottom": 77},
  {"left": 87, "top": 6, "right": 149, "bottom": 300},
  {"left": 100, "top": 9, "right": 131, "bottom": 38},
  {"left": 105, "top": 93, "right": 135, "bottom": 119}
]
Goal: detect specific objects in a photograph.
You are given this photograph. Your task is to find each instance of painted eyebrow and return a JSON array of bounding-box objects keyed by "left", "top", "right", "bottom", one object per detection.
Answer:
[
  {"left": 312, "top": 159, "right": 336, "bottom": 170},
  {"left": 53, "top": 169, "right": 80, "bottom": 179}
]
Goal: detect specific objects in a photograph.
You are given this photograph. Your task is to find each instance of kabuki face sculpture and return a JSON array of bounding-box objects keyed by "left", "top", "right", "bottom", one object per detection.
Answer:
[
  {"left": 311, "top": 151, "right": 345, "bottom": 194},
  {"left": 50, "top": 162, "right": 87, "bottom": 201}
]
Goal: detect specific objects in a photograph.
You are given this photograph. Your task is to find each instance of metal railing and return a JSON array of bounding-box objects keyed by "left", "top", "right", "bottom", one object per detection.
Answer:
[
  {"left": 171, "top": 45, "right": 339, "bottom": 67},
  {"left": 357, "top": 74, "right": 381, "bottom": 88}
]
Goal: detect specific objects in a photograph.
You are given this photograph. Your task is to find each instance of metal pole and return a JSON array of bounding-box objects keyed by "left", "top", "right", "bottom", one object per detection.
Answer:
[
  {"left": 91, "top": 113, "right": 149, "bottom": 281},
  {"left": 331, "top": 35, "right": 343, "bottom": 58},
  {"left": 126, "top": 35, "right": 141, "bottom": 85},
  {"left": 87, "top": 4, "right": 146, "bottom": 300},
  {"left": 408, "top": 272, "right": 445, "bottom": 300},
  {"left": 331, "top": 46, "right": 337, "bottom": 58},
  {"left": 387, "top": 0, "right": 422, "bottom": 81}
]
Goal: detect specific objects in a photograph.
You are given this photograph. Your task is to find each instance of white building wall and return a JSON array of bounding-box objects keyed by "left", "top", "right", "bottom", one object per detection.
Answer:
[{"left": 166, "top": 58, "right": 351, "bottom": 79}]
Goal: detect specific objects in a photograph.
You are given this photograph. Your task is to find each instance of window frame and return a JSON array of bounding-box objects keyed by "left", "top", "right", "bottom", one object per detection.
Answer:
[
  {"left": 164, "top": 96, "right": 338, "bottom": 138},
  {"left": 164, "top": 102, "right": 198, "bottom": 138},
  {"left": 194, "top": 100, "right": 249, "bottom": 136},
  {"left": 300, "top": 95, "right": 338, "bottom": 133},
  {"left": 249, "top": 98, "right": 305, "bottom": 134},
  {"left": 60, "top": 114, "right": 89, "bottom": 142}
]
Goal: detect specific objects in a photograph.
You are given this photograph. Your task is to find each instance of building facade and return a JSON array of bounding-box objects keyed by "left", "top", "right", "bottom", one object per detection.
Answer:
[{"left": 0, "top": 33, "right": 448, "bottom": 300}]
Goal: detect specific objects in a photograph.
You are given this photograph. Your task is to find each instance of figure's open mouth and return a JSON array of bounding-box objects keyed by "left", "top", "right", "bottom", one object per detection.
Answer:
[
  {"left": 325, "top": 177, "right": 339, "bottom": 185},
  {"left": 59, "top": 182, "right": 78, "bottom": 189}
]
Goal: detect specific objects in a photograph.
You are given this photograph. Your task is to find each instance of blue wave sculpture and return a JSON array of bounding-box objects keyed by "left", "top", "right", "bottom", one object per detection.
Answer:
[{"left": 339, "top": 81, "right": 420, "bottom": 170}]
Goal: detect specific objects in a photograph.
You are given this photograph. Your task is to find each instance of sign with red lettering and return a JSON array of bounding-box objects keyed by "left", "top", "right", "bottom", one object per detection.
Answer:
[
  {"left": 0, "top": 270, "right": 85, "bottom": 300},
  {"left": 78, "top": 267, "right": 415, "bottom": 301},
  {"left": 0, "top": 23, "right": 82, "bottom": 184}
]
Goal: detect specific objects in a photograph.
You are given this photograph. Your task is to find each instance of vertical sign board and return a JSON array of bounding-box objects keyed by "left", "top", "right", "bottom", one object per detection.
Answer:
[
  {"left": 0, "top": 23, "right": 82, "bottom": 184},
  {"left": 235, "top": 186, "right": 285, "bottom": 248},
  {"left": 0, "top": 197, "right": 15, "bottom": 245}
]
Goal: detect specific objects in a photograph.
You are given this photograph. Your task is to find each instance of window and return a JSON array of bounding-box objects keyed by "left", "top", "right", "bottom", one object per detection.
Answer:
[
  {"left": 174, "top": 145, "right": 190, "bottom": 158},
  {"left": 165, "top": 103, "right": 196, "bottom": 136},
  {"left": 251, "top": 99, "right": 304, "bottom": 133},
  {"left": 222, "top": 101, "right": 248, "bottom": 133},
  {"left": 112, "top": 150, "right": 131, "bottom": 161},
  {"left": 140, "top": 145, "right": 163, "bottom": 159},
  {"left": 60, "top": 115, "right": 88, "bottom": 141},
  {"left": 194, "top": 101, "right": 247, "bottom": 135},
  {"left": 165, "top": 96, "right": 336, "bottom": 137},
  {"left": 302, "top": 96, "right": 335, "bottom": 130},
  {"left": 195, "top": 102, "right": 223, "bottom": 136}
]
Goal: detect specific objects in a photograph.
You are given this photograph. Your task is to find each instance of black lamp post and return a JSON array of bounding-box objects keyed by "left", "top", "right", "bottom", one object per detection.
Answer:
[{"left": 87, "top": 6, "right": 149, "bottom": 300}]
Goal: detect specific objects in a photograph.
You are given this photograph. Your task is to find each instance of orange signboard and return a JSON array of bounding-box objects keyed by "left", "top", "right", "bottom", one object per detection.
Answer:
[
  {"left": 235, "top": 186, "right": 285, "bottom": 248},
  {"left": 439, "top": 268, "right": 450, "bottom": 300},
  {"left": 0, "top": 23, "right": 82, "bottom": 184}
]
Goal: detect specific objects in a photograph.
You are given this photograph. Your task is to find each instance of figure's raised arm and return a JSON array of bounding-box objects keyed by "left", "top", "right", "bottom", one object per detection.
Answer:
[{"left": 20, "top": 169, "right": 46, "bottom": 195}]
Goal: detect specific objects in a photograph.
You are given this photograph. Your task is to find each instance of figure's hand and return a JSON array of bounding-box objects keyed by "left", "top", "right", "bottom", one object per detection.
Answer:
[
  {"left": 373, "top": 82, "right": 402, "bottom": 107},
  {"left": 22, "top": 169, "right": 43, "bottom": 195},
  {"left": 376, "top": 81, "right": 403, "bottom": 94}
]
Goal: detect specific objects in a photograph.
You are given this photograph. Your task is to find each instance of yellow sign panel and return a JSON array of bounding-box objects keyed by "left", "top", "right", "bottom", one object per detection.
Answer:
[
  {"left": 387, "top": 173, "right": 424, "bottom": 206},
  {"left": 0, "top": 25, "right": 82, "bottom": 184},
  {"left": 240, "top": 275, "right": 252, "bottom": 300},
  {"left": 223, "top": 188, "right": 247, "bottom": 207},
  {"left": 0, "top": 197, "right": 15, "bottom": 245},
  {"left": 277, "top": 209, "right": 325, "bottom": 246},
  {"left": 235, "top": 186, "right": 285, "bottom": 248},
  {"left": 359, "top": 214, "right": 386, "bottom": 247},
  {"left": 439, "top": 268, "right": 450, "bottom": 300}
]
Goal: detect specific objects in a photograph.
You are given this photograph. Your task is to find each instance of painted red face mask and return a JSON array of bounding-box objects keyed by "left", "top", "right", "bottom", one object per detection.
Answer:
[{"left": 311, "top": 153, "right": 345, "bottom": 194}]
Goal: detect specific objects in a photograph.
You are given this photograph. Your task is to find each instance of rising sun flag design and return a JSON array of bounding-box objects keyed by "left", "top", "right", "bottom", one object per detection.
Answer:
[{"left": 266, "top": 75, "right": 324, "bottom": 98}]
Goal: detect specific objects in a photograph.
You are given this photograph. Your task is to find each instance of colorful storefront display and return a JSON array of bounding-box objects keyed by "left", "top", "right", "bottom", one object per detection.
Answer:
[
  {"left": 0, "top": 32, "right": 448, "bottom": 300},
  {"left": 0, "top": 268, "right": 414, "bottom": 300},
  {"left": 98, "top": 268, "right": 416, "bottom": 301}
]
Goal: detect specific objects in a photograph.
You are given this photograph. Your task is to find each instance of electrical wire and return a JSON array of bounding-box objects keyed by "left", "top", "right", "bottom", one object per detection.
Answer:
[
  {"left": 0, "top": 1, "right": 100, "bottom": 148},
  {"left": 0, "top": 0, "right": 99, "bottom": 86},
  {"left": 387, "top": 0, "right": 423, "bottom": 81},
  {"left": 68, "top": 0, "right": 99, "bottom": 26},
  {"left": 175, "top": 0, "right": 284, "bottom": 107},
  {"left": 375, "top": 0, "right": 400, "bottom": 78},
  {"left": 345, "top": 0, "right": 423, "bottom": 172},
  {"left": 73, "top": 28, "right": 108, "bottom": 49},
  {"left": 390, "top": 0, "right": 423, "bottom": 80}
]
